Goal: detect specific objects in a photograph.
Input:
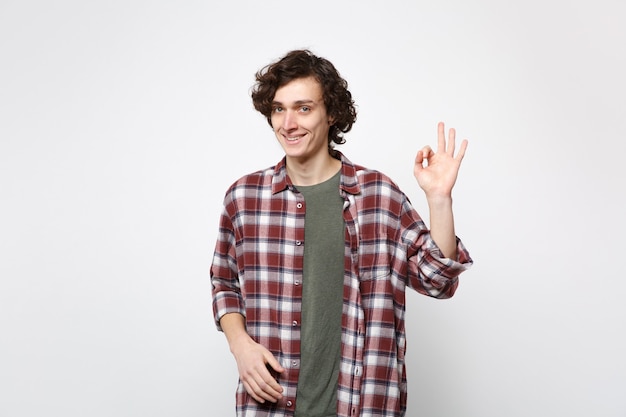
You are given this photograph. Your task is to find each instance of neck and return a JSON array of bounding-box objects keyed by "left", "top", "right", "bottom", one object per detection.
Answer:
[{"left": 286, "top": 153, "right": 341, "bottom": 186}]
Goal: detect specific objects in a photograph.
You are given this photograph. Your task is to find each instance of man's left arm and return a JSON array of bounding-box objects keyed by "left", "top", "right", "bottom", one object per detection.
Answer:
[{"left": 413, "top": 122, "right": 467, "bottom": 259}]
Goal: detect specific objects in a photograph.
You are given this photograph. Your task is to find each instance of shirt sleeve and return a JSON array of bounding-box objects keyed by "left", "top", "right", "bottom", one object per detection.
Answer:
[
  {"left": 402, "top": 199, "right": 473, "bottom": 299},
  {"left": 210, "top": 202, "right": 246, "bottom": 331}
]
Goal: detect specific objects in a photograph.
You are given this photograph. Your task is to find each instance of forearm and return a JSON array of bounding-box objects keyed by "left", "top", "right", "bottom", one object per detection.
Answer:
[
  {"left": 219, "top": 312, "right": 253, "bottom": 353},
  {"left": 427, "top": 195, "right": 457, "bottom": 259}
]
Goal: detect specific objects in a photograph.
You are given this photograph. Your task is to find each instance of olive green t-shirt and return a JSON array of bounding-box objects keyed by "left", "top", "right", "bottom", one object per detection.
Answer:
[{"left": 294, "top": 170, "right": 344, "bottom": 417}]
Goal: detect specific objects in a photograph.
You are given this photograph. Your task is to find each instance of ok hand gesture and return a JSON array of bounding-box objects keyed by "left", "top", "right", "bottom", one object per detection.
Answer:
[{"left": 413, "top": 122, "right": 468, "bottom": 200}]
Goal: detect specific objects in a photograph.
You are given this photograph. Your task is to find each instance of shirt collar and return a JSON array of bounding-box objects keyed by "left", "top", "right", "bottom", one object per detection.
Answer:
[{"left": 271, "top": 151, "right": 361, "bottom": 195}]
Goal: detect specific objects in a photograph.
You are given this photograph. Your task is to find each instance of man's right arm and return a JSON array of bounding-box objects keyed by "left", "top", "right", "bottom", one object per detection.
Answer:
[{"left": 219, "top": 312, "right": 285, "bottom": 404}]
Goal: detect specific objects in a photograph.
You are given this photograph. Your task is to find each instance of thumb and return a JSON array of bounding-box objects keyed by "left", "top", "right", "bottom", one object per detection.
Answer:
[
  {"left": 414, "top": 150, "right": 426, "bottom": 176},
  {"left": 415, "top": 146, "right": 432, "bottom": 166},
  {"left": 264, "top": 351, "right": 284, "bottom": 373},
  {"left": 414, "top": 150, "right": 424, "bottom": 165}
]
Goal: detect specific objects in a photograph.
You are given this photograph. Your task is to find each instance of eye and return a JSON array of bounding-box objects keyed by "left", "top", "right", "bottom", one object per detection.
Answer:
[
  {"left": 272, "top": 106, "right": 283, "bottom": 113},
  {"left": 300, "top": 106, "right": 311, "bottom": 112}
]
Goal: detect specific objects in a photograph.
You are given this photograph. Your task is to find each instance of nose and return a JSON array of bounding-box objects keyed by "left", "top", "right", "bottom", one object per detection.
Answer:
[{"left": 281, "top": 110, "right": 297, "bottom": 131}]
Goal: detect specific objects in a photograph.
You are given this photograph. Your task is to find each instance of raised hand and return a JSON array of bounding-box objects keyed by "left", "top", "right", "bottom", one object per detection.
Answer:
[{"left": 413, "top": 122, "right": 468, "bottom": 200}]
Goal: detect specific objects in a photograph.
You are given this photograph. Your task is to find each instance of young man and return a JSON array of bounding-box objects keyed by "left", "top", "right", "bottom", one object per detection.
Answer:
[{"left": 211, "top": 49, "right": 473, "bottom": 417}]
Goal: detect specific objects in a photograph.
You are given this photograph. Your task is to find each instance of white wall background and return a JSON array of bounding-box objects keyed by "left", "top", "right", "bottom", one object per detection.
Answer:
[{"left": 1, "top": 0, "right": 624, "bottom": 416}]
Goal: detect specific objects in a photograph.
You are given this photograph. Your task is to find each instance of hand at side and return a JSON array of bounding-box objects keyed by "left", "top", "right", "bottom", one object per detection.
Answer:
[{"left": 220, "top": 313, "right": 285, "bottom": 403}]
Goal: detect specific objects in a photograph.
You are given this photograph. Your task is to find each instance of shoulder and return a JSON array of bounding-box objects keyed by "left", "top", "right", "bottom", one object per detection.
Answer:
[
  {"left": 227, "top": 166, "right": 274, "bottom": 191},
  {"left": 338, "top": 152, "right": 401, "bottom": 194},
  {"left": 221, "top": 166, "right": 276, "bottom": 205},
  {"left": 347, "top": 162, "right": 422, "bottom": 229},
  {"left": 346, "top": 160, "right": 414, "bottom": 217},
  {"left": 352, "top": 163, "right": 403, "bottom": 194}
]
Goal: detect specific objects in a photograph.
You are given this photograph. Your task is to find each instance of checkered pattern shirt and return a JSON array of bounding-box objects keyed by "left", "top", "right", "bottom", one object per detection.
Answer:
[{"left": 211, "top": 152, "right": 472, "bottom": 417}]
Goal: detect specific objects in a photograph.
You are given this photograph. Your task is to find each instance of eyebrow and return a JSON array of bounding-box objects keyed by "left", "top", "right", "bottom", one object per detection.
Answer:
[{"left": 271, "top": 99, "right": 317, "bottom": 106}]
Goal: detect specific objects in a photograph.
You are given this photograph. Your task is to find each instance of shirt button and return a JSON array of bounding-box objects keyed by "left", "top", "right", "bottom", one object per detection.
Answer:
[
  {"left": 296, "top": 203, "right": 303, "bottom": 209},
  {"left": 292, "top": 320, "right": 298, "bottom": 327},
  {"left": 287, "top": 400, "right": 293, "bottom": 407},
  {"left": 295, "top": 280, "right": 300, "bottom": 286},
  {"left": 296, "top": 240, "right": 302, "bottom": 246}
]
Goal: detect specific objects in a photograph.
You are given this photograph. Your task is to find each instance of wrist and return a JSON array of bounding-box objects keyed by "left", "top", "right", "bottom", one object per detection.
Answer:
[
  {"left": 228, "top": 331, "right": 253, "bottom": 352},
  {"left": 426, "top": 194, "right": 453, "bottom": 209},
  {"left": 220, "top": 312, "right": 252, "bottom": 353}
]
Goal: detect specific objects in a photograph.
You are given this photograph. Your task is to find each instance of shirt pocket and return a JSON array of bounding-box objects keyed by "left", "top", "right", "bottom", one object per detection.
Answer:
[
  {"left": 358, "top": 225, "right": 392, "bottom": 281},
  {"left": 357, "top": 226, "right": 397, "bottom": 315},
  {"left": 359, "top": 268, "right": 397, "bottom": 338}
]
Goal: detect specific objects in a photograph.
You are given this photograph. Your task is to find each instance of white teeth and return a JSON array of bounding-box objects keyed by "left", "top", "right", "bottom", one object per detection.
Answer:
[{"left": 286, "top": 136, "right": 302, "bottom": 141}]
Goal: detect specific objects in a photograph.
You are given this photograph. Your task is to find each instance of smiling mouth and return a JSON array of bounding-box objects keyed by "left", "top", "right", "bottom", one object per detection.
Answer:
[{"left": 285, "top": 135, "right": 304, "bottom": 142}]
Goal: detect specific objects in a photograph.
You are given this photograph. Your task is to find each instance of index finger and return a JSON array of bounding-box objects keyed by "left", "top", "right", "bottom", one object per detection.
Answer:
[
  {"left": 246, "top": 365, "right": 284, "bottom": 403},
  {"left": 259, "top": 356, "right": 284, "bottom": 397}
]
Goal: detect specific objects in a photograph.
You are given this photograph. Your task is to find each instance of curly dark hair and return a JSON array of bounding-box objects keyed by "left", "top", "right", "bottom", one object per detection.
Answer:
[{"left": 251, "top": 50, "right": 357, "bottom": 150}]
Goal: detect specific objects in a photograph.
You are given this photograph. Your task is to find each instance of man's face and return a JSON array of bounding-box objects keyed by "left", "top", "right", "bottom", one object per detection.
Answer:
[{"left": 270, "top": 76, "right": 332, "bottom": 164}]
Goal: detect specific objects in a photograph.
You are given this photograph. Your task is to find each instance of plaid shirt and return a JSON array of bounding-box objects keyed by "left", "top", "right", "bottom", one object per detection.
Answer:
[{"left": 211, "top": 152, "right": 472, "bottom": 417}]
